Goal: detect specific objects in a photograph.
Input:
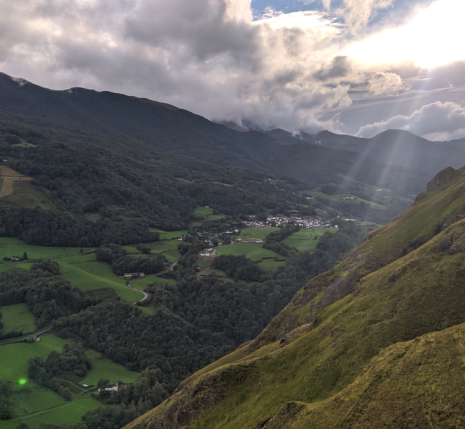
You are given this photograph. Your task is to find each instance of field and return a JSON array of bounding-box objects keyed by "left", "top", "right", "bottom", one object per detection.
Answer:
[
  {"left": 0, "top": 303, "right": 36, "bottom": 334},
  {"left": 194, "top": 206, "right": 226, "bottom": 220},
  {"left": 81, "top": 349, "right": 139, "bottom": 385},
  {"left": 3, "top": 396, "right": 101, "bottom": 429},
  {"left": 239, "top": 227, "right": 279, "bottom": 240},
  {"left": 131, "top": 275, "right": 176, "bottom": 291},
  {"left": 300, "top": 189, "right": 387, "bottom": 210},
  {"left": 58, "top": 254, "right": 142, "bottom": 302},
  {"left": 282, "top": 227, "right": 339, "bottom": 252},
  {"left": 149, "top": 229, "right": 189, "bottom": 240},
  {"left": 216, "top": 242, "right": 282, "bottom": 261},
  {"left": 0, "top": 334, "right": 71, "bottom": 382},
  {"left": 0, "top": 237, "right": 83, "bottom": 260},
  {"left": 257, "top": 258, "right": 286, "bottom": 272},
  {"left": 0, "top": 333, "right": 140, "bottom": 427}
]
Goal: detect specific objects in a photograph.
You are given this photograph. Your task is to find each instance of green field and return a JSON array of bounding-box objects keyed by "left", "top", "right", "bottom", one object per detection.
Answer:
[
  {"left": 0, "top": 334, "right": 71, "bottom": 382},
  {"left": 131, "top": 275, "right": 176, "bottom": 291},
  {"left": 194, "top": 206, "right": 226, "bottom": 220},
  {"left": 81, "top": 350, "right": 139, "bottom": 386},
  {"left": 239, "top": 227, "right": 279, "bottom": 240},
  {"left": 3, "top": 396, "right": 101, "bottom": 429},
  {"left": 0, "top": 262, "right": 32, "bottom": 273},
  {"left": 0, "top": 303, "right": 36, "bottom": 334},
  {"left": 58, "top": 254, "right": 142, "bottom": 302},
  {"left": 282, "top": 227, "right": 339, "bottom": 252},
  {"left": 149, "top": 229, "right": 189, "bottom": 240},
  {"left": 216, "top": 242, "right": 282, "bottom": 261},
  {"left": 257, "top": 259, "right": 286, "bottom": 272},
  {"left": 213, "top": 182, "right": 232, "bottom": 187},
  {"left": 0, "top": 237, "right": 83, "bottom": 260}
]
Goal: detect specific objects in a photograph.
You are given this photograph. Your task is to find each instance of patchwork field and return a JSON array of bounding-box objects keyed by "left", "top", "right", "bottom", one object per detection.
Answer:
[
  {"left": 300, "top": 189, "right": 387, "bottom": 210},
  {"left": 0, "top": 303, "right": 36, "bottom": 334},
  {"left": 282, "top": 227, "right": 339, "bottom": 252}
]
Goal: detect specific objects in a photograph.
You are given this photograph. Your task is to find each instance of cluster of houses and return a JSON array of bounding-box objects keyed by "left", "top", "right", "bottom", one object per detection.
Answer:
[
  {"left": 243, "top": 216, "right": 334, "bottom": 229},
  {"left": 343, "top": 196, "right": 356, "bottom": 200}
]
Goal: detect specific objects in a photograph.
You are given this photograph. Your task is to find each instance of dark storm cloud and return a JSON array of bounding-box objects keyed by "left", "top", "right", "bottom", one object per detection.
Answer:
[{"left": 314, "top": 56, "right": 352, "bottom": 81}]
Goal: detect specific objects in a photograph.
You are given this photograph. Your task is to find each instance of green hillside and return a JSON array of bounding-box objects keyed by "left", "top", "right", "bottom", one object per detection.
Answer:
[{"left": 128, "top": 166, "right": 465, "bottom": 428}]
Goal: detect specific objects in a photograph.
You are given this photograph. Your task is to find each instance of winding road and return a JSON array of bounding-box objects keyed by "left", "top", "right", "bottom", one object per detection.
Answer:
[{"left": 126, "top": 281, "right": 149, "bottom": 304}]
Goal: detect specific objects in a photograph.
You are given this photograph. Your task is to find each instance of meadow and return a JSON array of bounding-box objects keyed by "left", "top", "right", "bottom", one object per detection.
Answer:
[
  {"left": 282, "top": 227, "right": 339, "bottom": 252},
  {"left": 194, "top": 206, "right": 226, "bottom": 220},
  {"left": 0, "top": 303, "right": 36, "bottom": 334},
  {"left": 216, "top": 242, "right": 282, "bottom": 261},
  {"left": 300, "top": 189, "right": 387, "bottom": 210},
  {"left": 239, "top": 227, "right": 279, "bottom": 240}
]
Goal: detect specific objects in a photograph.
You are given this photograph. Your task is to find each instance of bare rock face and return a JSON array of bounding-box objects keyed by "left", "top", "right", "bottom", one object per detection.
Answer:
[{"left": 426, "top": 166, "right": 458, "bottom": 192}]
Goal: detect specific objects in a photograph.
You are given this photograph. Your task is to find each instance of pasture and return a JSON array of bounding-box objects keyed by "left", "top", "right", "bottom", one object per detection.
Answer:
[
  {"left": 58, "top": 254, "right": 142, "bottom": 302},
  {"left": 81, "top": 350, "right": 139, "bottom": 386},
  {"left": 257, "top": 258, "right": 286, "bottom": 272},
  {"left": 282, "top": 227, "right": 338, "bottom": 252},
  {"left": 0, "top": 334, "right": 71, "bottom": 382},
  {"left": 239, "top": 227, "right": 279, "bottom": 240},
  {"left": 131, "top": 275, "right": 176, "bottom": 291},
  {"left": 194, "top": 206, "right": 226, "bottom": 220},
  {"left": 0, "top": 303, "right": 36, "bottom": 334},
  {"left": 216, "top": 242, "right": 282, "bottom": 261},
  {"left": 149, "top": 229, "right": 189, "bottom": 240},
  {"left": 4, "top": 396, "right": 101, "bottom": 429}
]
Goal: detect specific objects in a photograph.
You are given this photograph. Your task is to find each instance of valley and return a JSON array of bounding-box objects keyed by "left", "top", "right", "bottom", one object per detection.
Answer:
[{"left": 0, "top": 73, "right": 464, "bottom": 428}]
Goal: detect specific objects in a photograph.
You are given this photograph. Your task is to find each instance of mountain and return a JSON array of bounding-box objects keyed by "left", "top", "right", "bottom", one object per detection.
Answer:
[
  {"left": 0, "top": 72, "right": 428, "bottom": 196},
  {"left": 129, "top": 165, "right": 465, "bottom": 428},
  {"left": 269, "top": 126, "right": 465, "bottom": 180}
]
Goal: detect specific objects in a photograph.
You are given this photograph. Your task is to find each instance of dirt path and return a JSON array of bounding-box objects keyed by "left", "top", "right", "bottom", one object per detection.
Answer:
[{"left": 0, "top": 166, "right": 32, "bottom": 198}]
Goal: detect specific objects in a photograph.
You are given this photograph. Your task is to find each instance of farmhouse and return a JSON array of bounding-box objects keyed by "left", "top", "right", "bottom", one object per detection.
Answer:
[
  {"left": 11, "top": 256, "right": 20, "bottom": 261},
  {"left": 124, "top": 272, "right": 145, "bottom": 278},
  {"left": 105, "top": 383, "right": 119, "bottom": 392}
]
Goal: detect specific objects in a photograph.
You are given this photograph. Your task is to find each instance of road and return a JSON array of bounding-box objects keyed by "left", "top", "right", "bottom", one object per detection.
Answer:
[{"left": 127, "top": 281, "right": 149, "bottom": 304}]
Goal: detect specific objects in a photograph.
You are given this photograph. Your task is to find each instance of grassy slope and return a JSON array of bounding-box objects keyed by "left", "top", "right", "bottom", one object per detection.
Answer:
[
  {"left": 128, "top": 166, "right": 465, "bottom": 428},
  {"left": 0, "top": 303, "right": 36, "bottom": 334}
]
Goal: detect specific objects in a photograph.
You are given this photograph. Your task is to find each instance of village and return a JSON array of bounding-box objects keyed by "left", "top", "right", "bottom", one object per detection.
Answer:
[{"left": 244, "top": 215, "right": 334, "bottom": 229}]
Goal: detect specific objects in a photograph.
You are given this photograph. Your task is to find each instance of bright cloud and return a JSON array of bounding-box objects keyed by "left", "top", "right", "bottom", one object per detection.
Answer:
[
  {"left": 344, "top": 0, "right": 465, "bottom": 68},
  {"left": 357, "top": 101, "right": 465, "bottom": 140}
]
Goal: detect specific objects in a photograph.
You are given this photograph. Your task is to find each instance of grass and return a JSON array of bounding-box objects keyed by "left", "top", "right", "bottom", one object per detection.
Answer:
[
  {"left": 4, "top": 396, "right": 101, "bottom": 429},
  {"left": 0, "top": 303, "right": 36, "bottom": 334},
  {"left": 197, "top": 259, "right": 212, "bottom": 268},
  {"left": 282, "top": 227, "right": 338, "bottom": 252},
  {"left": 81, "top": 350, "right": 139, "bottom": 386},
  {"left": 213, "top": 182, "right": 232, "bottom": 187},
  {"left": 0, "top": 237, "right": 83, "bottom": 260},
  {"left": 239, "top": 227, "right": 279, "bottom": 240},
  {"left": 0, "top": 181, "right": 55, "bottom": 210},
  {"left": 131, "top": 275, "right": 176, "bottom": 291},
  {"left": 0, "top": 262, "right": 32, "bottom": 273},
  {"left": 216, "top": 242, "right": 282, "bottom": 261},
  {"left": 302, "top": 189, "right": 386, "bottom": 210},
  {"left": 0, "top": 334, "right": 71, "bottom": 382},
  {"left": 12, "top": 141, "right": 37, "bottom": 148},
  {"left": 194, "top": 206, "right": 226, "bottom": 220},
  {"left": 59, "top": 254, "right": 142, "bottom": 302},
  {"left": 257, "top": 259, "right": 286, "bottom": 272},
  {"left": 149, "top": 229, "right": 189, "bottom": 240}
]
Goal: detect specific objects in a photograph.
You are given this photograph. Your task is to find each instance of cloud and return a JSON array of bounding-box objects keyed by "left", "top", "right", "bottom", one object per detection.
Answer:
[
  {"left": 368, "top": 71, "right": 404, "bottom": 96},
  {"left": 356, "top": 101, "right": 465, "bottom": 140},
  {"left": 0, "top": 0, "right": 461, "bottom": 137}
]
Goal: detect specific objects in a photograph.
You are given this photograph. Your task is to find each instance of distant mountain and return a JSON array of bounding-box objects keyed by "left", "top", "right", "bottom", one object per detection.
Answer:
[
  {"left": 0, "top": 72, "right": 427, "bottom": 195},
  {"left": 268, "top": 126, "right": 465, "bottom": 179},
  {"left": 130, "top": 165, "right": 465, "bottom": 428}
]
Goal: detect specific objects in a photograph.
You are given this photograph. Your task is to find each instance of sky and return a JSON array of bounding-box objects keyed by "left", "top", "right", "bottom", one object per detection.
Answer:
[{"left": 0, "top": 0, "right": 464, "bottom": 140}]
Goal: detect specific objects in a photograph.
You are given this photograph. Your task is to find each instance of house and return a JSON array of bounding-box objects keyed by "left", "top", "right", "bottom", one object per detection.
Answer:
[
  {"left": 11, "top": 256, "right": 20, "bottom": 261},
  {"left": 105, "top": 383, "right": 119, "bottom": 392},
  {"left": 124, "top": 273, "right": 145, "bottom": 278}
]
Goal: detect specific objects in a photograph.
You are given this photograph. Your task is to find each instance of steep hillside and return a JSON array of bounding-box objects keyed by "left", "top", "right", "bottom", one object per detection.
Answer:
[
  {"left": 129, "top": 166, "right": 465, "bottom": 428},
  {"left": 0, "top": 72, "right": 426, "bottom": 194}
]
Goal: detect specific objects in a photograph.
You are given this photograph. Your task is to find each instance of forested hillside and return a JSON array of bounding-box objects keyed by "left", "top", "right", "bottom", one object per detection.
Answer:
[{"left": 130, "top": 166, "right": 465, "bottom": 428}]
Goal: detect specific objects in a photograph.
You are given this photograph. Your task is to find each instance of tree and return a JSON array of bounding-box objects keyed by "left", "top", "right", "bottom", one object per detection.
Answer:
[
  {"left": 62, "top": 387, "right": 72, "bottom": 401},
  {"left": 22, "top": 252, "right": 28, "bottom": 260}
]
